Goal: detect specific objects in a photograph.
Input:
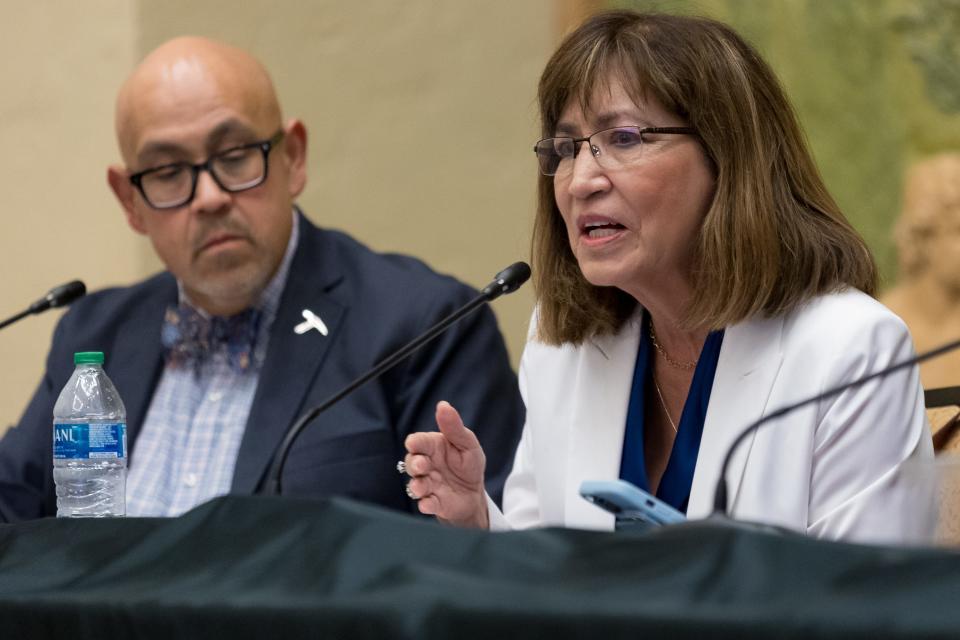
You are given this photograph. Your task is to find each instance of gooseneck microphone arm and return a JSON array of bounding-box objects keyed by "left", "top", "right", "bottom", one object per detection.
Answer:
[
  {"left": 258, "top": 262, "right": 531, "bottom": 497},
  {"left": 0, "top": 280, "right": 87, "bottom": 330},
  {"left": 712, "top": 335, "right": 960, "bottom": 515}
]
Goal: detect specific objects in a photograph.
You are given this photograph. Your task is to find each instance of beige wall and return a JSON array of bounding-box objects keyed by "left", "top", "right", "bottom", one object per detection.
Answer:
[
  {"left": 0, "top": 1, "right": 557, "bottom": 431},
  {"left": 0, "top": 3, "right": 138, "bottom": 430}
]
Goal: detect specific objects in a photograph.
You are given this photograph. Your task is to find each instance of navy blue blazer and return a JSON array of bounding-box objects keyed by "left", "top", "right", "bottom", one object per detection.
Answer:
[{"left": 0, "top": 213, "right": 525, "bottom": 521}]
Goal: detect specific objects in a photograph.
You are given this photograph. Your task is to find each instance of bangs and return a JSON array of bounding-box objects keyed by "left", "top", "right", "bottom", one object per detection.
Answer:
[{"left": 538, "top": 19, "right": 681, "bottom": 135}]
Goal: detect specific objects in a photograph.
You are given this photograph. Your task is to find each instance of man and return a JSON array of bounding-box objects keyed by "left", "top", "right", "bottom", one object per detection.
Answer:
[{"left": 0, "top": 37, "right": 524, "bottom": 521}]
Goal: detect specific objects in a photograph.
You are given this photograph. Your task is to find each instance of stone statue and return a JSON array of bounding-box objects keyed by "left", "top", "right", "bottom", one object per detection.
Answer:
[{"left": 883, "top": 152, "right": 960, "bottom": 391}]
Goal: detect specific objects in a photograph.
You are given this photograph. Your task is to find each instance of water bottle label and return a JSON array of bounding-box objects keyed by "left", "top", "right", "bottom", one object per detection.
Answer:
[{"left": 53, "top": 423, "right": 127, "bottom": 460}]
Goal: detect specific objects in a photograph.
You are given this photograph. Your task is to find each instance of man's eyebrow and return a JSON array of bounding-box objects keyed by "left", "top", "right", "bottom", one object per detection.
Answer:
[
  {"left": 134, "top": 119, "right": 260, "bottom": 168},
  {"left": 135, "top": 141, "right": 190, "bottom": 167},
  {"left": 131, "top": 140, "right": 190, "bottom": 171},
  {"left": 206, "top": 119, "right": 259, "bottom": 148}
]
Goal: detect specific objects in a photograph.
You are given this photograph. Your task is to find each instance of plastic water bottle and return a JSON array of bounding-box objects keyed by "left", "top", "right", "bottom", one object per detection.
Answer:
[{"left": 53, "top": 351, "right": 127, "bottom": 517}]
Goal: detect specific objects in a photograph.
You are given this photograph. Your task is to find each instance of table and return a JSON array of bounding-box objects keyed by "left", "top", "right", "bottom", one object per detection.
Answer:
[{"left": 1, "top": 495, "right": 958, "bottom": 638}]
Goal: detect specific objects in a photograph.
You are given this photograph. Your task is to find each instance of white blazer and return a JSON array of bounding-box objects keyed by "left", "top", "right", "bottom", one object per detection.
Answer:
[{"left": 489, "top": 290, "right": 934, "bottom": 545}]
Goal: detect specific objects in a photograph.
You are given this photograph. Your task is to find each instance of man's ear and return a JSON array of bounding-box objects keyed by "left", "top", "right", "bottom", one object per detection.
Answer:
[
  {"left": 107, "top": 165, "right": 147, "bottom": 234},
  {"left": 282, "top": 119, "right": 308, "bottom": 198}
]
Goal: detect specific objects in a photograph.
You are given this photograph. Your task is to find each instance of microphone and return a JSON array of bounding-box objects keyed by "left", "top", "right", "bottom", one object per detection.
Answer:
[
  {"left": 258, "top": 261, "right": 531, "bottom": 496},
  {"left": 712, "top": 335, "right": 960, "bottom": 515},
  {"left": 0, "top": 280, "right": 87, "bottom": 331},
  {"left": 482, "top": 262, "right": 531, "bottom": 300}
]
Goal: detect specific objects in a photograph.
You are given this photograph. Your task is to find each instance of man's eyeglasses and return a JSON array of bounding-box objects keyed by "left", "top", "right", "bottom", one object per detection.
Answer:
[
  {"left": 533, "top": 126, "right": 697, "bottom": 177},
  {"left": 129, "top": 130, "right": 285, "bottom": 209}
]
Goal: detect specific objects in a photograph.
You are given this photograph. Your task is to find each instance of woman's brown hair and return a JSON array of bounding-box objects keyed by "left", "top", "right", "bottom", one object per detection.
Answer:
[{"left": 532, "top": 11, "right": 877, "bottom": 345}]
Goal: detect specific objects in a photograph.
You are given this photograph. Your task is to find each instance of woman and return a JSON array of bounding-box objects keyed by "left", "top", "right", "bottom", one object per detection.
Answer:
[{"left": 404, "top": 11, "right": 933, "bottom": 544}]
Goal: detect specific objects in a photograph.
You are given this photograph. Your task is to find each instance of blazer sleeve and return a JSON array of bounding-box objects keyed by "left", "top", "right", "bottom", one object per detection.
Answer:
[{"left": 804, "top": 311, "right": 935, "bottom": 544}]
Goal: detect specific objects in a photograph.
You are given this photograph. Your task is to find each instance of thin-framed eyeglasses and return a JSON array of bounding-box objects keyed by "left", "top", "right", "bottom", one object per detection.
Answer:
[
  {"left": 128, "top": 130, "right": 285, "bottom": 210},
  {"left": 533, "top": 126, "right": 697, "bottom": 177}
]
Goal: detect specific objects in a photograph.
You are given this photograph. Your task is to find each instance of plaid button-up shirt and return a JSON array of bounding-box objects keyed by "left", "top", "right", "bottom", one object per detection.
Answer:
[{"left": 126, "top": 214, "right": 299, "bottom": 517}]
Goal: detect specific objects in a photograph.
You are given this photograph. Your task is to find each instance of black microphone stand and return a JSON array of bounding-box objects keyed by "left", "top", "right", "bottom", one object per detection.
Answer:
[{"left": 0, "top": 308, "right": 35, "bottom": 331}]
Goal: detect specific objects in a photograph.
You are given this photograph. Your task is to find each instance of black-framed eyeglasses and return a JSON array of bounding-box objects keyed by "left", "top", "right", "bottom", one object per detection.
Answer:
[
  {"left": 129, "top": 130, "right": 285, "bottom": 209},
  {"left": 533, "top": 126, "right": 697, "bottom": 177}
]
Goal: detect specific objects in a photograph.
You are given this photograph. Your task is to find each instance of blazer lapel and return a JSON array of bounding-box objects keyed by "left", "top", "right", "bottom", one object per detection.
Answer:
[
  {"left": 564, "top": 313, "right": 643, "bottom": 529},
  {"left": 232, "top": 219, "right": 346, "bottom": 493},
  {"left": 687, "top": 313, "right": 785, "bottom": 518}
]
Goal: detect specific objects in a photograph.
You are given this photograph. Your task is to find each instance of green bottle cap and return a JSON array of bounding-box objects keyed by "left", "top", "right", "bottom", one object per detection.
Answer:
[{"left": 74, "top": 352, "right": 104, "bottom": 365}]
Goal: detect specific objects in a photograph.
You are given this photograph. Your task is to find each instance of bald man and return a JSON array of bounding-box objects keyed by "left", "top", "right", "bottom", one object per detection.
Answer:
[{"left": 0, "top": 38, "right": 524, "bottom": 521}]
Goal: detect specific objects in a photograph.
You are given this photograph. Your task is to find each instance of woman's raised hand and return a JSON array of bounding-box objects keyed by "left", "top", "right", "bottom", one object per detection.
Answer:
[{"left": 403, "top": 401, "right": 490, "bottom": 528}]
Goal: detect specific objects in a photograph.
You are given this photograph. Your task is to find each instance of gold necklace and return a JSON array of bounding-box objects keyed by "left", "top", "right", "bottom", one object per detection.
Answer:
[
  {"left": 649, "top": 322, "right": 697, "bottom": 371},
  {"left": 652, "top": 374, "right": 678, "bottom": 433}
]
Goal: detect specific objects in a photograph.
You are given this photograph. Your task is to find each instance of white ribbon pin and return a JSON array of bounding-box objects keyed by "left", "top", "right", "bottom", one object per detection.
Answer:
[{"left": 294, "top": 309, "right": 328, "bottom": 336}]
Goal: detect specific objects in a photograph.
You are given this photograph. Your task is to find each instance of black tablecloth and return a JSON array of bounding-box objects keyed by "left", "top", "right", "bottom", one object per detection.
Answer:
[{"left": 1, "top": 495, "right": 958, "bottom": 638}]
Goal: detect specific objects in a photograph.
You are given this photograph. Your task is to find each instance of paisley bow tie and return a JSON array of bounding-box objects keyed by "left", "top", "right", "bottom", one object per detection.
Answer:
[{"left": 161, "top": 304, "right": 262, "bottom": 374}]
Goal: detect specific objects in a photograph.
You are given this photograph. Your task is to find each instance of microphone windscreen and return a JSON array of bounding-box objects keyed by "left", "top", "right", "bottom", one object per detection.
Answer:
[
  {"left": 483, "top": 262, "right": 531, "bottom": 300},
  {"left": 47, "top": 280, "right": 86, "bottom": 308},
  {"left": 496, "top": 262, "right": 531, "bottom": 294}
]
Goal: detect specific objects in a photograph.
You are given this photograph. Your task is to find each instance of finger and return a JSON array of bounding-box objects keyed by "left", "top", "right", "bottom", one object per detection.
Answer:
[
  {"left": 435, "top": 401, "right": 481, "bottom": 451},
  {"left": 404, "top": 431, "right": 442, "bottom": 457},
  {"left": 405, "top": 453, "right": 432, "bottom": 477},
  {"left": 418, "top": 494, "right": 440, "bottom": 516},
  {"left": 408, "top": 476, "right": 432, "bottom": 498}
]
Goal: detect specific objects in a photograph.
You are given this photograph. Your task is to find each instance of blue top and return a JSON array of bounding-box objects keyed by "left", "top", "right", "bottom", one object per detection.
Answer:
[{"left": 619, "top": 316, "right": 725, "bottom": 512}]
